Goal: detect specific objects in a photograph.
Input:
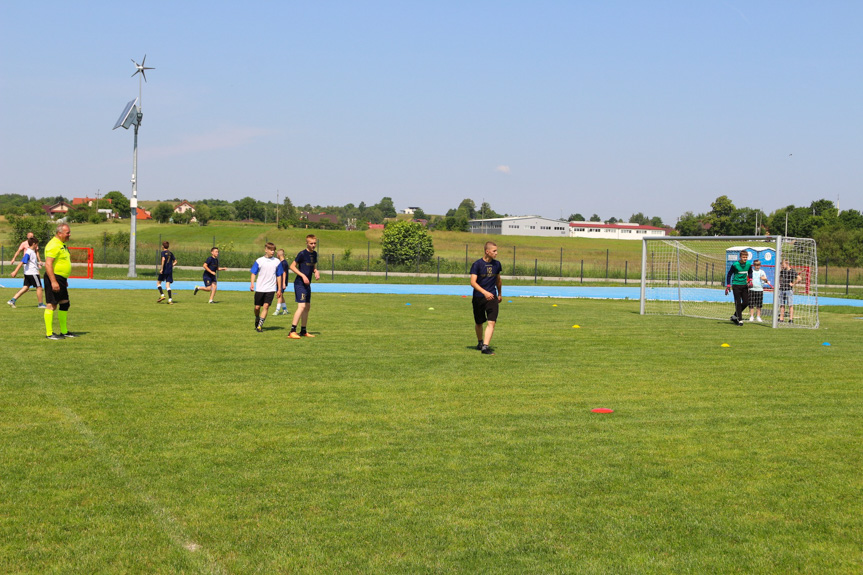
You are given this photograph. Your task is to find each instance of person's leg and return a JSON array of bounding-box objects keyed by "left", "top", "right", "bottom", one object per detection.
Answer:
[
  {"left": 290, "top": 302, "right": 306, "bottom": 338},
  {"left": 157, "top": 281, "right": 165, "bottom": 300},
  {"left": 475, "top": 323, "right": 483, "bottom": 347},
  {"left": 209, "top": 283, "right": 217, "bottom": 302},
  {"left": 11, "top": 285, "right": 29, "bottom": 301},
  {"left": 57, "top": 300, "right": 69, "bottom": 335},
  {"left": 260, "top": 303, "right": 270, "bottom": 320},
  {"left": 789, "top": 305, "right": 794, "bottom": 322},
  {"left": 300, "top": 303, "right": 311, "bottom": 334},
  {"left": 44, "top": 303, "right": 56, "bottom": 336},
  {"left": 166, "top": 282, "right": 173, "bottom": 303},
  {"left": 484, "top": 320, "right": 496, "bottom": 346}
]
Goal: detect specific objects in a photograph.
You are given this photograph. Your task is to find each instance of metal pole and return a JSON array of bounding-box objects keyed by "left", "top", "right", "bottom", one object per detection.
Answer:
[
  {"left": 676, "top": 244, "right": 682, "bottom": 315},
  {"left": 534, "top": 259, "right": 538, "bottom": 284},
  {"left": 773, "top": 235, "right": 783, "bottom": 328},
  {"left": 128, "top": 121, "right": 140, "bottom": 277},
  {"left": 625, "top": 261, "right": 628, "bottom": 285},
  {"left": 512, "top": 246, "right": 516, "bottom": 277},
  {"left": 437, "top": 256, "right": 440, "bottom": 281},
  {"left": 580, "top": 260, "right": 583, "bottom": 283},
  {"left": 639, "top": 239, "right": 647, "bottom": 313},
  {"left": 367, "top": 241, "right": 370, "bottom": 272},
  {"left": 559, "top": 247, "right": 563, "bottom": 277},
  {"left": 847, "top": 268, "right": 850, "bottom": 295},
  {"left": 331, "top": 253, "right": 334, "bottom": 281},
  {"left": 605, "top": 249, "right": 609, "bottom": 279}
]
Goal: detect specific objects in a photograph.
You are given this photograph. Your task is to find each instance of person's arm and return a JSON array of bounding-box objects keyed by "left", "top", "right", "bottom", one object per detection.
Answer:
[
  {"left": 45, "top": 256, "right": 60, "bottom": 292},
  {"left": 250, "top": 262, "right": 259, "bottom": 292},
  {"left": 470, "top": 274, "right": 494, "bottom": 301},
  {"left": 203, "top": 260, "right": 216, "bottom": 275},
  {"left": 159, "top": 255, "right": 166, "bottom": 274},
  {"left": 289, "top": 260, "right": 309, "bottom": 285},
  {"left": 747, "top": 266, "right": 753, "bottom": 287},
  {"left": 725, "top": 266, "right": 734, "bottom": 294},
  {"left": 10, "top": 260, "right": 23, "bottom": 278},
  {"left": 496, "top": 273, "right": 502, "bottom": 302},
  {"left": 10, "top": 244, "right": 24, "bottom": 264}
]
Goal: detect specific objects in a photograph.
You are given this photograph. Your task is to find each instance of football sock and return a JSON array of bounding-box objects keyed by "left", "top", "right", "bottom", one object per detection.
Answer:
[
  {"left": 44, "top": 309, "right": 53, "bottom": 336},
  {"left": 58, "top": 310, "right": 68, "bottom": 334},
  {"left": 300, "top": 327, "right": 307, "bottom": 335},
  {"left": 10, "top": 298, "right": 15, "bottom": 303},
  {"left": 291, "top": 324, "right": 297, "bottom": 333},
  {"left": 258, "top": 317, "right": 266, "bottom": 328},
  {"left": 158, "top": 286, "right": 164, "bottom": 295},
  {"left": 167, "top": 290, "right": 172, "bottom": 300}
]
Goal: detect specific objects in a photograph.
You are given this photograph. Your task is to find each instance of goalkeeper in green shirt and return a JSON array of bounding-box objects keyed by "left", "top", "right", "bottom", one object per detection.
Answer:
[{"left": 725, "top": 249, "right": 753, "bottom": 326}]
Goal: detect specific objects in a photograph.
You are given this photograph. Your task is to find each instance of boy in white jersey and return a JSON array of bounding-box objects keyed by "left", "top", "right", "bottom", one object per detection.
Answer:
[
  {"left": 8, "top": 238, "right": 45, "bottom": 308},
  {"left": 250, "top": 242, "right": 282, "bottom": 332}
]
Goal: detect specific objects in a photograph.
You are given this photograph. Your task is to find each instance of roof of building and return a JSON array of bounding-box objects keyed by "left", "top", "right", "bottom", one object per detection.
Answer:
[{"left": 569, "top": 222, "right": 666, "bottom": 231}]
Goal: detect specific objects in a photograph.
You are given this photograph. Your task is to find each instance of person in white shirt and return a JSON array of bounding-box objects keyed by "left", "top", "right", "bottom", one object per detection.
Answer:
[
  {"left": 250, "top": 242, "right": 282, "bottom": 333},
  {"left": 7, "top": 238, "right": 45, "bottom": 308},
  {"left": 748, "top": 259, "right": 772, "bottom": 322}
]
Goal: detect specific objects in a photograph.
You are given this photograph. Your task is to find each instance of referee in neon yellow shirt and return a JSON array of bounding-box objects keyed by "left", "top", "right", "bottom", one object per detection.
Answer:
[{"left": 43, "top": 223, "right": 77, "bottom": 340}]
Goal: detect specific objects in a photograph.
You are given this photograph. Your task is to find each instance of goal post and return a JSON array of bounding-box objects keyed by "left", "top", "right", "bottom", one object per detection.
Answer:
[
  {"left": 68, "top": 247, "right": 94, "bottom": 279},
  {"left": 640, "top": 236, "right": 818, "bottom": 329}
]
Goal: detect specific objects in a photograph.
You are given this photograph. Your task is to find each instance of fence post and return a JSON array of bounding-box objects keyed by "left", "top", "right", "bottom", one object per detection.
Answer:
[
  {"left": 534, "top": 259, "right": 538, "bottom": 284},
  {"left": 704, "top": 263, "right": 708, "bottom": 285},
  {"left": 367, "top": 241, "right": 370, "bottom": 272},
  {"left": 513, "top": 246, "right": 516, "bottom": 278},
  {"left": 437, "top": 256, "right": 440, "bottom": 281},
  {"left": 1, "top": 246, "right": 4, "bottom": 275},
  {"left": 711, "top": 263, "right": 714, "bottom": 285},
  {"left": 559, "top": 247, "right": 563, "bottom": 277},
  {"left": 695, "top": 254, "right": 699, "bottom": 281},
  {"left": 580, "top": 260, "right": 583, "bottom": 283},
  {"left": 606, "top": 249, "right": 609, "bottom": 279},
  {"left": 464, "top": 244, "right": 468, "bottom": 274},
  {"left": 416, "top": 252, "right": 420, "bottom": 274},
  {"left": 667, "top": 261, "right": 671, "bottom": 285},
  {"left": 625, "top": 261, "right": 628, "bottom": 285},
  {"left": 825, "top": 257, "right": 829, "bottom": 285},
  {"left": 847, "top": 268, "right": 850, "bottom": 295},
  {"left": 331, "top": 253, "right": 335, "bottom": 281},
  {"left": 385, "top": 256, "right": 388, "bottom": 280}
]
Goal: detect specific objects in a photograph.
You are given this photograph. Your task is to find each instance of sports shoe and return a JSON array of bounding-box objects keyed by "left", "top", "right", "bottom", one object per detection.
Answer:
[
  {"left": 37, "top": 304, "right": 47, "bottom": 309},
  {"left": 61, "top": 332, "right": 78, "bottom": 338},
  {"left": 288, "top": 332, "right": 301, "bottom": 339},
  {"left": 788, "top": 319, "right": 793, "bottom": 324},
  {"left": 208, "top": 300, "right": 214, "bottom": 304},
  {"left": 157, "top": 295, "right": 166, "bottom": 302},
  {"left": 256, "top": 326, "right": 263, "bottom": 333},
  {"left": 194, "top": 287, "right": 199, "bottom": 296},
  {"left": 46, "top": 333, "right": 64, "bottom": 340},
  {"left": 730, "top": 315, "right": 738, "bottom": 324},
  {"left": 737, "top": 321, "right": 743, "bottom": 326},
  {"left": 476, "top": 342, "right": 483, "bottom": 350},
  {"left": 481, "top": 345, "right": 495, "bottom": 355},
  {"left": 749, "top": 316, "right": 754, "bottom": 322},
  {"left": 7, "top": 300, "right": 16, "bottom": 308},
  {"left": 167, "top": 301, "right": 174, "bottom": 305},
  {"left": 302, "top": 332, "right": 315, "bottom": 338},
  {"left": 756, "top": 317, "right": 763, "bottom": 322}
]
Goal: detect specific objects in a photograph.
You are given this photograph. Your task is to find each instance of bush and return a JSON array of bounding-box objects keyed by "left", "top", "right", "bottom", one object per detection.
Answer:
[
  {"left": 381, "top": 220, "right": 434, "bottom": 265},
  {"left": 7, "top": 215, "right": 54, "bottom": 247}
]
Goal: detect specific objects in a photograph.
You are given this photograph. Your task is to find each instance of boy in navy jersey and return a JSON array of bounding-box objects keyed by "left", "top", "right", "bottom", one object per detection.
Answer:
[
  {"left": 194, "top": 247, "right": 227, "bottom": 303},
  {"left": 157, "top": 241, "right": 177, "bottom": 304},
  {"left": 288, "top": 235, "right": 320, "bottom": 338},
  {"left": 470, "top": 241, "right": 503, "bottom": 355}
]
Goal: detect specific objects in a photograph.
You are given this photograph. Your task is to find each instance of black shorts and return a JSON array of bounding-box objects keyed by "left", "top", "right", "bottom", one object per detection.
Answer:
[
  {"left": 44, "top": 274, "right": 69, "bottom": 305},
  {"left": 294, "top": 283, "right": 311, "bottom": 303},
  {"left": 24, "top": 274, "right": 42, "bottom": 288},
  {"left": 750, "top": 290, "right": 764, "bottom": 308},
  {"left": 473, "top": 296, "right": 499, "bottom": 324},
  {"left": 254, "top": 291, "right": 275, "bottom": 306},
  {"left": 203, "top": 275, "right": 216, "bottom": 287},
  {"left": 158, "top": 272, "right": 174, "bottom": 283}
]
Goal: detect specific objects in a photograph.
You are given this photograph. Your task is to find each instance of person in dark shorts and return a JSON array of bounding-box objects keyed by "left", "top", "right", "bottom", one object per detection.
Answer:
[
  {"left": 43, "top": 223, "right": 76, "bottom": 339},
  {"left": 8, "top": 237, "right": 45, "bottom": 309},
  {"left": 250, "top": 242, "right": 281, "bottom": 332},
  {"left": 747, "top": 259, "right": 771, "bottom": 322},
  {"left": 778, "top": 259, "right": 802, "bottom": 323},
  {"left": 194, "top": 247, "right": 227, "bottom": 303},
  {"left": 288, "top": 235, "right": 320, "bottom": 339},
  {"left": 725, "top": 249, "right": 752, "bottom": 326},
  {"left": 470, "top": 241, "right": 503, "bottom": 355},
  {"left": 157, "top": 241, "right": 177, "bottom": 304}
]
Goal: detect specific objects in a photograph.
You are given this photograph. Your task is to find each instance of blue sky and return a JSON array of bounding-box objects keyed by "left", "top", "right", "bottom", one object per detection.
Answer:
[{"left": 1, "top": 1, "right": 860, "bottom": 223}]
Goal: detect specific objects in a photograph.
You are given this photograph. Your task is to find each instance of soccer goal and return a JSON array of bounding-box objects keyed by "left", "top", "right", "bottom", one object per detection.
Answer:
[
  {"left": 68, "top": 247, "right": 94, "bottom": 279},
  {"left": 640, "top": 236, "right": 819, "bottom": 329}
]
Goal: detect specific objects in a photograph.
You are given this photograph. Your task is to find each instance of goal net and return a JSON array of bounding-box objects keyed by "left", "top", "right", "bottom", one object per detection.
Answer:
[
  {"left": 640, "top": 236, "right": 818, "bottom": 329},
  {"left": 68, "top": 247, "right": 94, "bottom": 279}
]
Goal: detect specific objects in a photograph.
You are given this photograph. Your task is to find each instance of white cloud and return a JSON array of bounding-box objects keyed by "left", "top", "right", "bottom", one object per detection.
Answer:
[{"left": 495, "top": 165, "right": 511, "bottom": 174}]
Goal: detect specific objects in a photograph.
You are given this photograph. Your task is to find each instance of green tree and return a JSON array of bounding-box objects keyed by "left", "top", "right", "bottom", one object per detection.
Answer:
[
  {"left": 7, "top": 215, "right": 54, "bottom": 247},
  {"left": 153, "top": 203, "right": 174, "bottom": 224},
  {"left": 234, "top": 197, "right": 263, "bottom": 221},
  {"left": 281, "top": 196, "right": 298, "bottom": 221},
  {"left": 629, "top": 212, "right": 648, "bottom": 225},
  {"left": 104, "top": 191, "right": 131, "bottom": 218},
  {"left": 412, "top": 207, "right": 427, "bottom": 220},
  {"left": 650, "top": 216, "right": 664, "bottom": 227},
  {"left": 589, "top": 214, "right": 601, "bottom": 222},
  {"left": 675, "top": 211, "right": 707, "bottom": 236},
  {"left": 839, "top": 209, "right": 863, "bottom": 230},
  {"left": 568, "top": 213, "right": 585, "bottom": 222},
  {"left": 376, "top": 197, "right": 397, "bottom": 218},
  {"left": 195, "top": 203, "right": 211, "bottom": 226},
  {"left": 381, "top": 220, "right": 434, "bottom": 264},
  {"left": 457, "top": 199, "right": 477, "bottom": 219}
]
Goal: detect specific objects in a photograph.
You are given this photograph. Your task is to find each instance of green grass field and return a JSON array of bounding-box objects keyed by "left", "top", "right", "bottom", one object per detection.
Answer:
[{"left": 1, "top": 288, "right": 861, "bottom": 573}]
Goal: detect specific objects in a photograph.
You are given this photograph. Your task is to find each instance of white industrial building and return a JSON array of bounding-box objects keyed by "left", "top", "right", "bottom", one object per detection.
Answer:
[
  {"left": 469, "top": 216, "right": 569, "bottom": 237},
  {"left": 569, "top": 221, "right": 667, "bottom": 240}
]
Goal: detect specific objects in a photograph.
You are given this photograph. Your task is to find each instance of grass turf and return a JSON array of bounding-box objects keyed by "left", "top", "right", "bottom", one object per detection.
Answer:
[{"left": 1, "top": 290, "right": 861, "bottom": 573}]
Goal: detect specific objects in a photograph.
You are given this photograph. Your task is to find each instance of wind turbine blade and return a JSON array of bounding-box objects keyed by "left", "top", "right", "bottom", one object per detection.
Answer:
[{"left": 141, "top": 55, "right": 147, "bottom": 65}]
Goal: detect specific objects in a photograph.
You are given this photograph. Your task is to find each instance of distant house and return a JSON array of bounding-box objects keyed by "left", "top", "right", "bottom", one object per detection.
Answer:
[
  {"left": 469, "top": 216, "right": 569, "bottom": 237},
  {"left": 568, "top": 221, "right": 667, "bottom": 240},
  {"left": 174, "top": 200, "right": 195, "bottom": 214},
  {"left": 412, "top": 218, "right": 428, "bottom": 227},
  {"left": 136, "top": 207, "right": 152, "bottom": 220},
  {"left": 402, "top": 207, "right": 421, "bottom": 215},
  {"left": 43, "top": 201, "right": 73, "bottom": 218},
  {"left": 368, "top": 223, "right": 385, "bottom": 230},
  {"left": 299, "top": 211, "right": 338, "bottom": 224},
  {"left": 72, "top": 197, "right": 112, "bottom": 207}
]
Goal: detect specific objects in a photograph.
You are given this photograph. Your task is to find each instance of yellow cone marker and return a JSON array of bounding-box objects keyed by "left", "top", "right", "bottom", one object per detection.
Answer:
[
  {"left": 721, "top": 343, "right": 730, "bottom": 348},
  {"left": 572, "top": 325, "right": 580, "bottom": 328}
]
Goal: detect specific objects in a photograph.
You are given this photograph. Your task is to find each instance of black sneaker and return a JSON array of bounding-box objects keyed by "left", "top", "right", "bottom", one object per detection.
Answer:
[
  {"left": 481, "top": 345, "right": 495, "bottom": 355},
  {"left": 194, "top": 287, "right": 199, "bottom": 296},
  {"left": 737, "top": 321, "right": 743, "bottom": 326},
  {"left": 61, "top": 332, "right": 78, "bottom": 338},
  {"left": 476, "top": 342, "right": 483, "bottom": 350},
  {"left": 730, "top": 315, "right": 738, "bottom": 324},
  {"left": 788, "top": 319, "right": 793, "bottom": 324},
  {"left": 46, "top": 333, "right": 64, "bottom": 340},
  {"left": 255, "top": 326, "right": 263, "bottom": 333}
]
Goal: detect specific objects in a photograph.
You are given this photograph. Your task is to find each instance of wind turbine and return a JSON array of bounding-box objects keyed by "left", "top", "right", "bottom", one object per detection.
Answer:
[{"left": 113, "top": 55, "right": 155, "bottom": 278}]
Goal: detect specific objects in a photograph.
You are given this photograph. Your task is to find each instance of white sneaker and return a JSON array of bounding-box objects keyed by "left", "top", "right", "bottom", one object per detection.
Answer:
[
  {"left": 748, "top": 316, "right": 754, "bottom": 322},
  {"left": 757, "top": 317, "right": 763, "bottom": 322}
]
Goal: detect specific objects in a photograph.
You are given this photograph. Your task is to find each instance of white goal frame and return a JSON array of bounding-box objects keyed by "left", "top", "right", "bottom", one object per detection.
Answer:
[{"left": 640, "top": 235, "right": 819, "bottom": 329}]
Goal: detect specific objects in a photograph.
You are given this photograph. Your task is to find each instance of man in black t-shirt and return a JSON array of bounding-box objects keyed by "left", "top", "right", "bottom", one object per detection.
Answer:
[
  {"left": 778, "top": 259, "right": 801, "bottom": 323},
  {"left": 157, "top": 241, "right": 177, "bottom": 304},
  {"left": 288, "top": 235, "right": 320, "bottom": 338},
  {"left": 194, "top": 247, "right": 227, "bottom": 303},
  {"left": 470, "top": 241, "right": 503, "bottom": 355}
]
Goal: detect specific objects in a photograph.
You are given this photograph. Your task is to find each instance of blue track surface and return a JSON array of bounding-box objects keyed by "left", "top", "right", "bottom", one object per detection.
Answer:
[{"left": 6, "top": 279, "right": 860, "bottom": 307}]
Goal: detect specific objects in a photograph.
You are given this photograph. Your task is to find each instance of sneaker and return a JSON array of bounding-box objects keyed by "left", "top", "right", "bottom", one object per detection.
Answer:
[
  {"left": 481, "top": 345, "right": 495, "bottom": 355},
  {"left": 46, "top": 333, "right": 64, "bottom": 340},
  {"left": 730, "top": 315, "right": 738, "bottom": 324},
  {"left": 37, "top": 304, "right": 47, "bottom": 309},
  {"left": 256, "top": 326, "right": 263, "bottom": 333},
  {"left": 194, "top": 287, "right": 199, "bottom": 296},
  {"left": 61, "top": 332, "right": 78, "bottom": 338},
  {"left": 7, "top": 300, "right": 15, "bottom": 308},
  {"left": 168, "top": 301, "right": 174, "bottom": 305},
  {"left": 208, "top": 300, "right": 214, "bottom": 304},
  {"left": 476, "top": 342, "right": 484, "bottom": 350},
  {"left": 788, "top": 319, "right": 793, "bottom": 324},
  {"left": 288, "top": 332, "right": 301, "bottom": 339},
  {"left": 302, "top": 332, "right": 316, "bottom": 338},
  {"left": 748, "top": 316, "right": 754, "bottom": 322},
  {"left": 157, "top": 295, "right": 166, "bottom": 302},
  {"left": 737, "top": 321, "right": 743, "bottom": 326},
  {"left": 757, "top": 317, "right": 763, "bottom": 322}
]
